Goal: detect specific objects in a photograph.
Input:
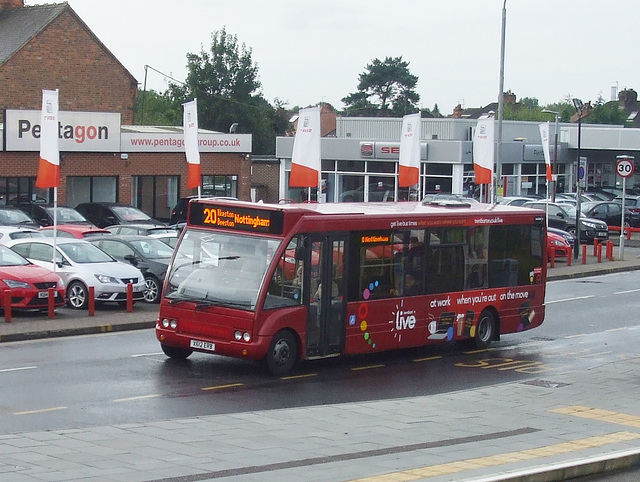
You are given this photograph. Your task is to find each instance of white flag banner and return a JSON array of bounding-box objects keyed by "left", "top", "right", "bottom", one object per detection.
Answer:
[
  {"left": 183, "top": 99, "right": 201, "bottom": 189},
  {"left": 290, "top": 106, "right": 321, "bottom": 188},
  {"left": 36, "top": 89, "right": 60, "bottom": 188},
  {"left": 473, "top": 115, "right": 495, "bottom": 185},
  {"left": 539, "top": 121, "right": 552, "bottom": 181},
  {"left": 398, "top": 112, "right": 421, "bottom": 187}
]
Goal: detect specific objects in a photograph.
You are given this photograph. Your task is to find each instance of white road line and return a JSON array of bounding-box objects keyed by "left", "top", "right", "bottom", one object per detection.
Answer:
[
  {"left": 131, "top": 352, "right": 163, "bottom": 357},
  {"left": 614, "top": 289, "right": 640, "bottom": 295},
  {"left": 0, "top": 366, "right": 37, "bottom": 373},
  {"left": 546, "top": 295, "right": 595, "bottom": 304}
]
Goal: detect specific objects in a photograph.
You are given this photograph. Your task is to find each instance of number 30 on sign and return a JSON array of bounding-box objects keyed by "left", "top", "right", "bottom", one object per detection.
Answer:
[{"left": 616, "top": 157, "right": 635, "bottom": 178}]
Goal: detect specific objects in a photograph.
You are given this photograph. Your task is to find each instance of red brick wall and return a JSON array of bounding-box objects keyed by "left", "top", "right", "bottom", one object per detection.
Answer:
[
  {"left": 252, "top": 161, "right": 281, "bottom": 203},
  {"left": 0, "top": 151, "right": 250, "bottom": 205},
  {"left": 0, "top": 9, "right": 137, "bottom": 124}
]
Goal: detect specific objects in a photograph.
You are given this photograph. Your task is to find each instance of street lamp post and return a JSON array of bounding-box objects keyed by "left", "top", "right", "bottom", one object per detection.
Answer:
[
  {"left": 572, "top": 98, "right": 584, "bottom": 260},
  {"left": 541, "top": 109, "right": 559, "bottom": 202}
]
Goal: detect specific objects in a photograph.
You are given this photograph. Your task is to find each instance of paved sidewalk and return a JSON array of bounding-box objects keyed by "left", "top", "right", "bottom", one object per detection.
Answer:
[{"left": 1, "top": 242, "right": 640, "bottom": 481}]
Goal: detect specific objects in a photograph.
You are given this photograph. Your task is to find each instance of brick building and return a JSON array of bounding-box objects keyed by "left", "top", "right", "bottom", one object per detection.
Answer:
[{"left": 0, "top": 1, "right": 251, "bottom": 221}]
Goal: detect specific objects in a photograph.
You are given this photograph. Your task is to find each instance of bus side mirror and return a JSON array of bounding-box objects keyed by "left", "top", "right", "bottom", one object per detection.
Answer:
[{"left": 295, "top": 246, "right": 305, "bottom": 261}]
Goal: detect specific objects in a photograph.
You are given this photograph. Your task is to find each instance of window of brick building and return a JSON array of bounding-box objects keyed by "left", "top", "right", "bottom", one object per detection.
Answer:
[{"left": 67, "top": 177, "right": 117, "bottom": 207}]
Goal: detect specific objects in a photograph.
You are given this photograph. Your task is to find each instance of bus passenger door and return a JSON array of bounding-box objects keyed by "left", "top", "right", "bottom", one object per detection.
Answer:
[{"left": 306, "top": 235, "right": 346, "bottom": 358}]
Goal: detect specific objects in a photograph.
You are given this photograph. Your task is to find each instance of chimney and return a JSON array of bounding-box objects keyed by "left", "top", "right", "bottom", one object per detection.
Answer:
[{"left": 0, "top": 0, "right": 24, "bottom": 11}]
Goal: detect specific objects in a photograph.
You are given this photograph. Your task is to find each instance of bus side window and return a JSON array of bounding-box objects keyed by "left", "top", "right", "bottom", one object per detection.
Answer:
[{"left": 265, "top": 238, "right": 304, "bottom": 309}]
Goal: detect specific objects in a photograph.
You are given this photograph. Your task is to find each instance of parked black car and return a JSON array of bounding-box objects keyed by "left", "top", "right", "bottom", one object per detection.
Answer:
[
  {"left": 75, "top": 202, "right": 165, "bottom": 228},
  {"left": 0, "top": 206, "right": 38, "bottom": 228},
  {"left": 522, "top": 201, "right": 609, "bottom": 244},
  {"left": 580, "top": 201, "right": 640, "bottom": 228},
  {"left": 88, "top": 234, "right": 174, "bottom": 303},
  {"left": 170, "top": 196, "right": 237, "bottom": 225},
  {"left": 12, "top": 203, "right": 93, "bottom": 227}
]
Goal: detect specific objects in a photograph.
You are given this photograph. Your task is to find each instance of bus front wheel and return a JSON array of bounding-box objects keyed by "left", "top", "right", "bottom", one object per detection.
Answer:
[
  {"left": 161, "top": 344, "right": 192, "bottom": 360},
  {"left": 473, "top": 310, "right": 496, "bottom": 349},
  {"left": 266, "top": 330, "right": 297, "bottom": 376}
]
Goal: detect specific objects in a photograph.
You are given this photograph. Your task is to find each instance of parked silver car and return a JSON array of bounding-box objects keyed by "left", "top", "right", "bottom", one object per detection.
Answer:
[{"left": 6, "top": 238, "right": 145, "bottom": 309}]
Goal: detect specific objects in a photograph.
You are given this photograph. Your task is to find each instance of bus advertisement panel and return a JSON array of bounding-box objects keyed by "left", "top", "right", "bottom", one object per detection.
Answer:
[{"left": 156, "top": 199, "right": 546, "bottom": 375}]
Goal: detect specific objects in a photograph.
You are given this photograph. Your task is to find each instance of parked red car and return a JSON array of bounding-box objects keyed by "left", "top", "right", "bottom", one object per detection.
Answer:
[
  {"left": 548, "top": 230, "right": 572, "bottom": 260},
  {"left": 39, "top": 224, "right": 111, "bottom": 239},
  {"left": 0, "top": 245, "right": 65, "bottom": 310}
]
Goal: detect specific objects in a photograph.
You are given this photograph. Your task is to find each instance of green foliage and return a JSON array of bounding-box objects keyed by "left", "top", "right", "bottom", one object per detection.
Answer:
[
  {"left": 586, "top": 96, "right": 628, "bottom": 125},
  {"left": 135, "top": 89, "right": 181, "bottom": 126},
  {"left": 342, "top": 56, "right": 420, "bottom": 117},
  {"left": 142, "top": 26, "right": 291, "bottom": 154}
]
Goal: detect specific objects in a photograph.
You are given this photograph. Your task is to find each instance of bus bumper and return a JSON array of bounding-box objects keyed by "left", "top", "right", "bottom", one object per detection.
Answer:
[{"left": 156, "top": 325, "right": 271, "bottom": 362}]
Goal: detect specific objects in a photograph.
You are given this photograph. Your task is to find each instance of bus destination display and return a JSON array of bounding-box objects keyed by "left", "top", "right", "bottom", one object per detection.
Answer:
[{"left": 188, "top": 202, "right": 284, "bottom": 234}]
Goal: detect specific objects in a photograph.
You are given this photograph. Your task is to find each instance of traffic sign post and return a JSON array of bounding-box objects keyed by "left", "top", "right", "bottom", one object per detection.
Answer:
[{"left": 616, "top": 155, "right": 635, "bottom": 260}]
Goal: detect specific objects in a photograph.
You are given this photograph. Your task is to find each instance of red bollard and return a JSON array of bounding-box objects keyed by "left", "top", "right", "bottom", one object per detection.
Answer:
[
  {"left": 582, "top": 245, "right": 587, "bottom": 264},
  {"left": 126, "top": 283, "right": 133, "bottom": 312},
  {"left": 607, "top": 241, "right": 613, "bottom": 261},
  {"left": 549, "top": 248, "right": 555, "bottom": 268},
  {"left": 47, "top": 287, "right": 55, "bottom": 319},
  {"left": 597, "top": 243, "right": 602, "bottom": 263},
  {"left": 88, "top": 286, "right": 95, "bottom": 316},
  {"left": 567, "top": 247, "right": 572, "bottom": 266},
  {"left": 593, "top": 239, "right": 599, "bottom": 257},
  {"left": 4, "top": 289, "right": 11, "bottom": 323}
]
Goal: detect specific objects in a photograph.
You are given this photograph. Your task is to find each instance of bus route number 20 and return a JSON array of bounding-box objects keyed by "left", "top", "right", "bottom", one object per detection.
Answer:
[{"left": 203, "top": 208, "right": 218, "bottom": 225}]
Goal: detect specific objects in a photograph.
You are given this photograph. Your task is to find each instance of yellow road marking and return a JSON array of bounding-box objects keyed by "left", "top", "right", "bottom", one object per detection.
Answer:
[
  {"left": 114, "top": 394, "right": 161, "bottom": 402},
  {"left": 348, "top": 432, "right": 640, "bottom": 481},
  {"left": 201, "top": 383, "right": 244, "bottom": 391},
  {"left": 412, "top": 356, "right": 442, "bottom": 363},
  {"left": 281, "top": 373, "right": 317, "bottom": 380},
  {"left": 551, "top": 406, "right": 640, "bottom": 429},
  {"left": 14, "top": 406, "right": 67, "bottom": 415},
  {"left": 351, "top": 364, "right": 385, "bottom": 371}
]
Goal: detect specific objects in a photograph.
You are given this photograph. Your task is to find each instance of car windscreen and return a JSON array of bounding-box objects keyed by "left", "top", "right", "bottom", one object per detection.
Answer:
[
  {"left": 0, "top": 245, "right": 30, "bottom": 266},
  {"left": 58, "top": 242, "right": 115, "bottom": 263},
  {"left": 111, "top": 206, "right": 153, "bottom": 222},
  {"left": 129, "top": 238, "right": 175, "bottom": 259}
]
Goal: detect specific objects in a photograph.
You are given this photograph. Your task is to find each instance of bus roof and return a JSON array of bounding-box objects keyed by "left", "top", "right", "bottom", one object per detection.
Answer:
[{"left": 186, "top": 198, "right": 546, "bottom": 236}]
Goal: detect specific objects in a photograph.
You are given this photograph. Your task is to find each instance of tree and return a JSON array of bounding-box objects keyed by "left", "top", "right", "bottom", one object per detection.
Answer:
[
  {"left": 166, "top": 27, "right": 286, "bottom": 154},
  {"left": 342, "top": 56, "right": 420, "bottom": 116},
  {"left": 586, "top": 95, "right": 628, "bottom": 125},
  {"left": 135, "top": 89, "right": 181, "bottom": 126}
]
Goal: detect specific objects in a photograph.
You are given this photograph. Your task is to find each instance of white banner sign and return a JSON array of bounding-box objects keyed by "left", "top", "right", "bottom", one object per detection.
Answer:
[
  {"left": 5, "top": 110, "right": 121, "bottom": 152},
  {"left": 121, "top": 133, "right": 252, "bottom": 153}
]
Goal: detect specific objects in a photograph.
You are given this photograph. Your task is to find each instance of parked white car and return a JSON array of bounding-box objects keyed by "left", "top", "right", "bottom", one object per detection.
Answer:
[
  {"left": 6, "top": 238, "right": 145, "bottom": 309},
  {"left": 0, "top": 226, "right": 44, "bottom": 245}
]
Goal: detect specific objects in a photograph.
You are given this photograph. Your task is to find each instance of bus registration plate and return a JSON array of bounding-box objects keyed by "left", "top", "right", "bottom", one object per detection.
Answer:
[{"left": 190, "top": 339, "right": 215, "bottom": 351}]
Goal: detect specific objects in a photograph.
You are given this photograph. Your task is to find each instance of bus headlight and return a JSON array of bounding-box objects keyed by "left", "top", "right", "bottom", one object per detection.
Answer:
[
  {"left": 162, "top": 318, "right": 178, "bottom": 330},
  {"left": 234, "top": 331, "right": 251, "bottom": 342}
]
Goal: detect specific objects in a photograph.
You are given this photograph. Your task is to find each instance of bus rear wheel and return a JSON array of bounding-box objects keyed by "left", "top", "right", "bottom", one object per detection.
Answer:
[
  {"left": 161, "top": 344, "right": 192, "bottom": 359},
  {"left": 473, "top": 310, "right": 496, "bottom": 349},
  {"left": 266, "top": 330, "right": 297, "bottom": 376}
]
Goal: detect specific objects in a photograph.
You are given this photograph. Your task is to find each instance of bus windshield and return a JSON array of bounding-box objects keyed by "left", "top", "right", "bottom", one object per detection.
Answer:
[{"left": 165, "top": 228, "right": 281, "bottom": 310}]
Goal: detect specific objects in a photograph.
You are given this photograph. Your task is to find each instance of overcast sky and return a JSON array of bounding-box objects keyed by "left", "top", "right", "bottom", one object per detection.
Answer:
[{"left": 29, "top": 0, "right": 638, "bottom": 115}]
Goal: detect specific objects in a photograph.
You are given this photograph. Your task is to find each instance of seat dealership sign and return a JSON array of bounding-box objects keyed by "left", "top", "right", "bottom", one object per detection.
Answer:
[{"left": 4, "top": 110, "right": 252, "bottom": 153}]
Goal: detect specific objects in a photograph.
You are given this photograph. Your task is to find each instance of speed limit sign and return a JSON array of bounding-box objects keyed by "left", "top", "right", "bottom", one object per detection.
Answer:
[{"left": 616, "top": 157, "right": 635, "bottom": 178}]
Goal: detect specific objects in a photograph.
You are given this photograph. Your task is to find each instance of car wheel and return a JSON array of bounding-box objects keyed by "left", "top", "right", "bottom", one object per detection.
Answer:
[
  {"left": 161, "top": 344, "right": 192, "bottom": 359},
  {"left": 143, "top": 276, "right": 161, "bottom": 303},
  {"left": 67, "top": 281, "right": 88, "bottom": 310},
  {"left": 472, "top": 309, "right": 496, "bottom": 349},
  {"left": 265, "top": 330, "right": 298, "bottom": 376}
]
